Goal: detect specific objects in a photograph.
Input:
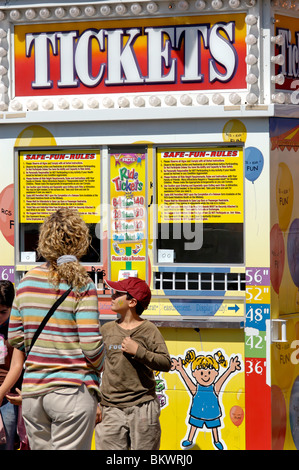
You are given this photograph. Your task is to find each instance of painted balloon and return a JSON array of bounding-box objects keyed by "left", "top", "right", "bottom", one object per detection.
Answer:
[
  {"left": 245, "top": 147, "right": 264, "bottom": 183},
  {"left": 270, "top": 224, "right": 285, "bottom": 294},
  {"left": 276, "top": 162, "right": 294, "bottom": 232},
  {"left": 222, "top": 119, "right": 247, "bottom": 143},
  {"left": 287, "top": 219, "right": 299, "bottom": 288},
  {"left": 229, "top": 405, "right": 244, "bottom": 427},
  {"left": 271, "top": 385, "right": 286, "bottom": 450},
  {"left": 0, "top": 184, "right": 14, "bottom": 246},
  {"left": 290, "top": 377, "right": 299, "bottom": 449}
]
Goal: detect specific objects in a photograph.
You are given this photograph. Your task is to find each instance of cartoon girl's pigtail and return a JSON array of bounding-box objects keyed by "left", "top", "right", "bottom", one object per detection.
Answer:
[
  {"left": 214, "top": 350, "right": 228, "bottom": 368},
  {"left": 182, "top": 349, "right": 196, "bottom": 368}
]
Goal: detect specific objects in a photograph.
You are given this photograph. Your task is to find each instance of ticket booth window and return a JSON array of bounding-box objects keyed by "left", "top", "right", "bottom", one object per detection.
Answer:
[
  {"left": 156, "top": 146, "right": 244, "bottom": 265},
  {"left": 17, "top": 149, "right": 102, "bottom": 264}
]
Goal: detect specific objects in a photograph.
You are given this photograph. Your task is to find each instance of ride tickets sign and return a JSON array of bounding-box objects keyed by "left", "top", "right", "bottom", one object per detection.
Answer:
[
  {"left": 14, "top": 14, "right": 247, "bottom": 97},
  {"left": 110, "top": 152, "right": 147, "bottom": 281}
]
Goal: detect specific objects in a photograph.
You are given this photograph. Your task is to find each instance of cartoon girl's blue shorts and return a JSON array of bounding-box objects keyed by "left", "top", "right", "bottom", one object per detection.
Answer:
[{"left": 189, "top": 416, "right": 221, "bottom": 429}]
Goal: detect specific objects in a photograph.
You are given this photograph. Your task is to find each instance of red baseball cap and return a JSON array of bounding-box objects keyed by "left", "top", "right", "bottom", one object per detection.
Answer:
[{"left": 105, "top": 277, "right": 151, "bottom": 310}]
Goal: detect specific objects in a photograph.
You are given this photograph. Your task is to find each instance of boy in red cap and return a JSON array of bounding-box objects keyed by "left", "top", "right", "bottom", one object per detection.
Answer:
[{"left": 95, "top": 277, "right": 171, "bottom": 450}]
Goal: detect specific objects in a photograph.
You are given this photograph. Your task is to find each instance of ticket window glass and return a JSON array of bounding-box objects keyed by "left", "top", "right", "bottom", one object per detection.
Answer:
[
  {"left": 18, "top": 149, "right": 102, "bottom": 264},
  {"left": 156, "top": 147, "right": 244, "bottom": 265}
]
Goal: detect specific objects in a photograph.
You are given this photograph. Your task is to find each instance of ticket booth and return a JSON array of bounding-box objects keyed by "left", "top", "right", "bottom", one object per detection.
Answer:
[{"left": 0, "top": 0, "right": 299, "bottom": 450}]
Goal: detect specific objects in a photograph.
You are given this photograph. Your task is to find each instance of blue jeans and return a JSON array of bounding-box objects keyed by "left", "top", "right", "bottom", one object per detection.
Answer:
[{"left": 0, "top": 398, "right": 18, "bottom": 450}]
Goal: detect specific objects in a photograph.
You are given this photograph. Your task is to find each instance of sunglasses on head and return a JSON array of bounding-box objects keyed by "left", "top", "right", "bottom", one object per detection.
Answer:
[
  {"left": 111, "top": 291, "right": 127, "bottom": 298},
  {"left": 111, "top": 291, "right": 135, "bottom": 300}
]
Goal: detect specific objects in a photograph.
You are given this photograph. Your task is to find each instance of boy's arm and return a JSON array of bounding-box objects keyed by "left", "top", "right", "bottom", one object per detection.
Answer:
[
  {"left": 122, "top": 329, "right": 171, "bottom": 372},
  {"left": 0, "top": 348, "right": 25, "bottom": 405}
]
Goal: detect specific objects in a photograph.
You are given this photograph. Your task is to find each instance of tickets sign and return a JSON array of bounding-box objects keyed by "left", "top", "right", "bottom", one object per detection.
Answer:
[
  {"left": 14, "top": 14, "right": 247, "bottom": 96},
  {"left": 19, "top": 150, "right": 101, "bottom": 223},
  {"left": 275, "top": 15, "right": 299, "bottom": 92}
]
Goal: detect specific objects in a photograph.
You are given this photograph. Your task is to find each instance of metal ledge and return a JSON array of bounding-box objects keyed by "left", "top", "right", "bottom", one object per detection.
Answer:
[{"left": 99, "top": 314, "right": 245, "bottom": 329}]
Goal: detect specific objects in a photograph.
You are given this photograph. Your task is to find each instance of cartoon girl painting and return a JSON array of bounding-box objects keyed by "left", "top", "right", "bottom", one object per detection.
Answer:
[{"left": 171, "top": 349, "right": 241, "bottom": 450}]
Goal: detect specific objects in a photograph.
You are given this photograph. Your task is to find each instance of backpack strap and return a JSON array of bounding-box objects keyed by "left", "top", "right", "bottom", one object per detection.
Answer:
[{"left": 26, "top": 287, "right": 72, "bottom": 359}]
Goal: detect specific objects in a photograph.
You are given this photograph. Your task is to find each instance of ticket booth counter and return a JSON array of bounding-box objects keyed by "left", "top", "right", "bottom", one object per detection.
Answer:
[{"left": 0, "top": 0, "right": 299, "bottom": 450}]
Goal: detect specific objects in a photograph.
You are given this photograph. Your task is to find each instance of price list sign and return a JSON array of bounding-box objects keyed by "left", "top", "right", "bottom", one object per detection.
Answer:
[{"left": 110, "top": 153, "right": 147, "bottom": 281}]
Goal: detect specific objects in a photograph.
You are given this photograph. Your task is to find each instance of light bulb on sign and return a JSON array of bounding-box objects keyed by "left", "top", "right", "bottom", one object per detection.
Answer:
[
  {"left": 0, "top": 101, "right": 7, "bottom": 111},
  {"left": 229, "top": 0, "right": 241, "bottom": 8},
  {"left": 72, "top": 98, "right": 83, "bottom": 109},
  {"left": 0, "top": 47, "right": 7, "bottom": 58},
  {"left": 195, "top": 0, "right": 206, "bottom": 9},
  {"left": 246, "top": 73, "right": 258, "bottom": 84},
  {"left": 25, "top": 9, "right": 36, "bottom": 20},
  {"left": 246, "top": 93, "right": 258, "bottom": 104},
  {"left": 26, "top": 100, "right": 38, "bottom": 111},
  {"left": 42, "top": 99, "right": 53, "bottom": 110},
  {"left": 55, "top": 8, "right": 66, "bottom": 18},
  {"left": 39, "top": 8, "right": 51, "bottom": 19},
  {"left": 10, "top": 100, "right": 23, "bottom": 111},
  {"left": 58, "top": 98, "right": 69, "bottom": 110},
  {"left": 271, "top": 74, "right": 285, "bottom": 85},
  {"left": 178, "top": 1, "right": 189, "bottom": 10},
  {"left": 283, "top": 0, "right": 292, "bottom": 9},
  {"left": 69, "top": 7, "right": 81, "bottom": 17},
  {"left": 165, "top": 95, "right": 177, "bottom": 106},
  {"left": 0, "top": 83, "right": 8, "bottom": 93},
  {"left": 245, "top": 34, "right": 258, "bottom": 46},
  {"left": 271, "top": 54, "right": 285, "bottom": 66},
  {"left": 271, "top": 35, "right": 284, "bottom": 46},
  {"left": 196, "top": 94, "right": 209, "bottom": 105},
  {"left": 115, "top": 4, "right": 127, "bottom": 15},
  {"left": 103, "top": 97, "right": 114, "bottom": 108},
  {"left": 147, "top": 2, "right": 158, "bottom": 13},
  {"left": 229, "top": 93, "right": 241, "bottom": 104},
  {"left": 211, "top": 0, "right": 223, "bottom": 9},
  {"left": 245, "top": 14, "right": 257, "bottom": 25},
  {"left": 87, "top": 97, "right": 99, "bottom": 109},
  {"left": 133, "top": 96, "right": 145, "bottom": 107},
  {"left": 0, "top": 12, "right": 6, "bottom": 21},
  {"left": 100, "top": 6, "right": 111, "bottom": 16},
  {"left": 149, "top": 96, "right": 161, "bottom": 107},
  {"left": 10, "top": 10, "right": 21, "bottom": 21},
  {"left": 0, "top": 29, "right": 7, "bottom": 39},
  {"left": 118, "top": 96, "right": 130, "bottom": 108},
  {"left": 85, "top": 6, "right": 96, "bottom": 17},
  {"left": 0, "top": 65, "right": 7, "bottom": 76},
  {"left": 180, "top": 94, "right": 192, "bottom": 106},
  {"left": 212, "top": 93, "right": 224, "bottom": 105},
  {"left": 131, "top": 3, "right": 142, "bottom": 14},
  {"left": 245, "top": 54, "right": 258, "bottom": 65},
  {"left": 272, "top": 93, "right": 285, "bottom": 104}
]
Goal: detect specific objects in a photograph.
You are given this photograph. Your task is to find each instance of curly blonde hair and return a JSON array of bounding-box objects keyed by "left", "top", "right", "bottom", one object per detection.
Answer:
[
  {"left": 183, "top": 349, "right": 228, "bottom": 372},
  {"left": 37, "top": 208, "right": 91, "bottom": 291}
]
